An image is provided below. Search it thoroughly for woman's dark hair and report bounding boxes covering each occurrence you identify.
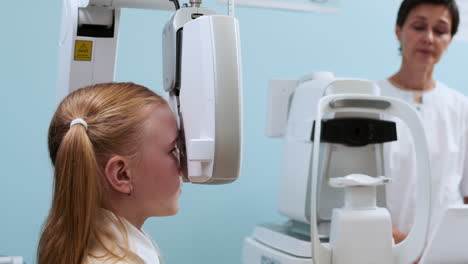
[396,0,459,36]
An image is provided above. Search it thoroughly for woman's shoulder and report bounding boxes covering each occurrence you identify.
[435,81,468,107]
[436,81,466,95]
[431,81,468,127]
[376,79,401,97]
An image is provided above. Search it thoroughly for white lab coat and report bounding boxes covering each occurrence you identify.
[378,79,468,241]
[86,210,161,264]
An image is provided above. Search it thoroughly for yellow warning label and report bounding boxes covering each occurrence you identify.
[74,40,93,61]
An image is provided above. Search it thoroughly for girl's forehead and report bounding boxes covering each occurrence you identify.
[143,105,178,143]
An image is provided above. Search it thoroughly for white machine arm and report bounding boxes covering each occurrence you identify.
[58,0,119,100]
[87,0,176,10]
[216,0,340,13]
[57,0,243,184]
[58,0,179,100]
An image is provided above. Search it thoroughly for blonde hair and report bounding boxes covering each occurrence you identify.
[38,82,167,264]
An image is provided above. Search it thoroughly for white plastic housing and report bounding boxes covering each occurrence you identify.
[57,0,176,101]
[243,237,313,264]
[266,79,297,137]
[264,73,430,264]
[420,205,468,263]
[309,89,431,264]
[276,75,346,223]
[329,207,393,264]
[243,75,431,264]
[57,0,120,101]
[162,7,216,92]
[278,76,385,223]
[328,175,393,264]
[179,15,243,184]
[0,257,23,264]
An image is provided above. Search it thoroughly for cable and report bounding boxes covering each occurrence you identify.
[170,0,180,10]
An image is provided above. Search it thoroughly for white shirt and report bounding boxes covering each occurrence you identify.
[87,210,161,264]
[378,79,468,240]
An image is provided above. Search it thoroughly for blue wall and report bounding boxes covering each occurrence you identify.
[1,1,467,263]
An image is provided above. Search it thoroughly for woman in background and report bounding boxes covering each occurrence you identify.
[38,82,182,264]
[378,0,468,245]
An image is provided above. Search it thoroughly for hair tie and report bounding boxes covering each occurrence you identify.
[70,118,88,130]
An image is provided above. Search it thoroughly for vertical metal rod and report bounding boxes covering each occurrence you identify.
[228,0,235,16]
[189,0,201,7]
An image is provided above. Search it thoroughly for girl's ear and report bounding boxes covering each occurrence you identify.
[104,156,132,195]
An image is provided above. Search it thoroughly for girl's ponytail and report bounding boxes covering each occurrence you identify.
[39,123,102,264]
